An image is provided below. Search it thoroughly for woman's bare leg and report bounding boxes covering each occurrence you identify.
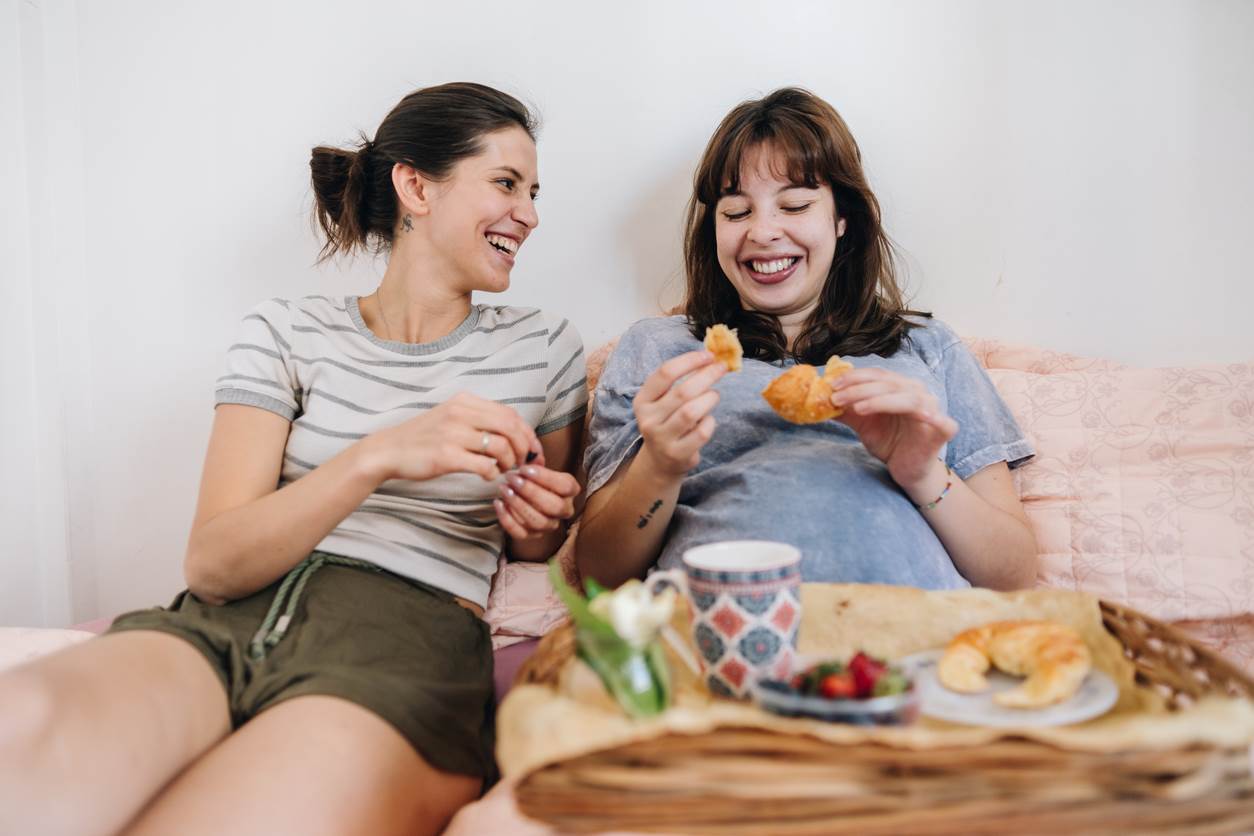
[126,694,481,836]
[0,631,231,836]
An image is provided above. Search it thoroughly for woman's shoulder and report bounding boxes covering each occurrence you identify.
[617,314,695,351]
[471,306,586,374]
[596,315,696,390]
[898,315,964,368]
[247,294,353,325]
[472,303,576,337]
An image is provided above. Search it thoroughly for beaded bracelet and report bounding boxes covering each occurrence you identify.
[915,460,953,511]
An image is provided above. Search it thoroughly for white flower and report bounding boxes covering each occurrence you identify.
[588,579,677,649]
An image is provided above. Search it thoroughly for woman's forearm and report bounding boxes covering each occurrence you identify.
[936,497,1038,590]
[184,439,389,604]
[904,461,1038,590]
[506,525,569,562]
[575,450,685,588]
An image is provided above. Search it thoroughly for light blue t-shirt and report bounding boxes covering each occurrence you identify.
[583,315,1034,590]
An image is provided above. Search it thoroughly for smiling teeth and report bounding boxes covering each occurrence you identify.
[751,257,798,274]
[486,234,518,255]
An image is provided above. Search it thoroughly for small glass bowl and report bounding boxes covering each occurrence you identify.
[752,678,920,726]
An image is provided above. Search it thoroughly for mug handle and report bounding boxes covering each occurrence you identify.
[642,569,702,676]
[643,568,688,599]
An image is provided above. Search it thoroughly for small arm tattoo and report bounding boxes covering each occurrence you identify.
[636,499,664,529]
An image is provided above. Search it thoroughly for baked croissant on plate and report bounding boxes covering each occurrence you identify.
[761,358,853,424]
[937,620,1092,708]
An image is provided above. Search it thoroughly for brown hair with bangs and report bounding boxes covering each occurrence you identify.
[682,87,928,364]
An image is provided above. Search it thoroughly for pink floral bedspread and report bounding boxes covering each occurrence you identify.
[965,338,1253,671]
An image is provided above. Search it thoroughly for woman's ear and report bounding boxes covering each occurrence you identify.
[836,216,848,239]
[392,163,432,218]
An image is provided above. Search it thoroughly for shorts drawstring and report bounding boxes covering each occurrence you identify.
[248,553,382,661]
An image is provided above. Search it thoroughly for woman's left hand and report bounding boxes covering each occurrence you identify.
[830,367,959,493]
[495,464,580,541]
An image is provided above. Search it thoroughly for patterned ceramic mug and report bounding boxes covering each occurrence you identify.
[645,540,802,699]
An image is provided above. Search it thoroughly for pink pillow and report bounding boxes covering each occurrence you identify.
[486,539,576,651]
[967,338,1254,625]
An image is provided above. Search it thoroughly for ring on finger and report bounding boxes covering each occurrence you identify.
[480,431,491,453]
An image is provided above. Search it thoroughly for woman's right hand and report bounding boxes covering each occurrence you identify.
[634,350,726,478]
[364,392,542,484]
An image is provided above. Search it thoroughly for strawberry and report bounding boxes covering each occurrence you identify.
[849,651,888,698]
[819,671,857,699]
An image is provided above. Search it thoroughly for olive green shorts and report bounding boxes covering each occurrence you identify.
[106,552,497,782]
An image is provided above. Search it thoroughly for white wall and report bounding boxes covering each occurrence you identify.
[4,0,1252,625]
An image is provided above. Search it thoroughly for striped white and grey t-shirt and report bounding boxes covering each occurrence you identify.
[215,295,588,607]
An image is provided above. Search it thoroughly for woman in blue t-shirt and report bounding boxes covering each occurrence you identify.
[576,88,1037,591]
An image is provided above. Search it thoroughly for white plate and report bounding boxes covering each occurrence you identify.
[898,649,1119,728]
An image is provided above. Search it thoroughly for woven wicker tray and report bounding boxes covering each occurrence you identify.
[508,594,1254,835]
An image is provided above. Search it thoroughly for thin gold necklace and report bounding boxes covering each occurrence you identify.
[375,288,396,341]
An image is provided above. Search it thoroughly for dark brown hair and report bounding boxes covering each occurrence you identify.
[310,82,537,261]
[683,87,928,363]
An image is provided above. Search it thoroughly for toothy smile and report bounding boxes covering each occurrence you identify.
[486,233,518,255]
[748,257,799,274]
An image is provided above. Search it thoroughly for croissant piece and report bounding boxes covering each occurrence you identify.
[761,357,853,424]
[937,620,1092,709]
[703,324,743,372]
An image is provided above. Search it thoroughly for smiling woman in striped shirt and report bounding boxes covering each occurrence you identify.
[0,83,585,836]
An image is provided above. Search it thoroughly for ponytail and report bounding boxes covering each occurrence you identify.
[310,138,372,261]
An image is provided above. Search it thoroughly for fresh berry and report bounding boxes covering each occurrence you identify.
[788,655,908,701]
[819,671,857,699]
[848,651,888,698]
